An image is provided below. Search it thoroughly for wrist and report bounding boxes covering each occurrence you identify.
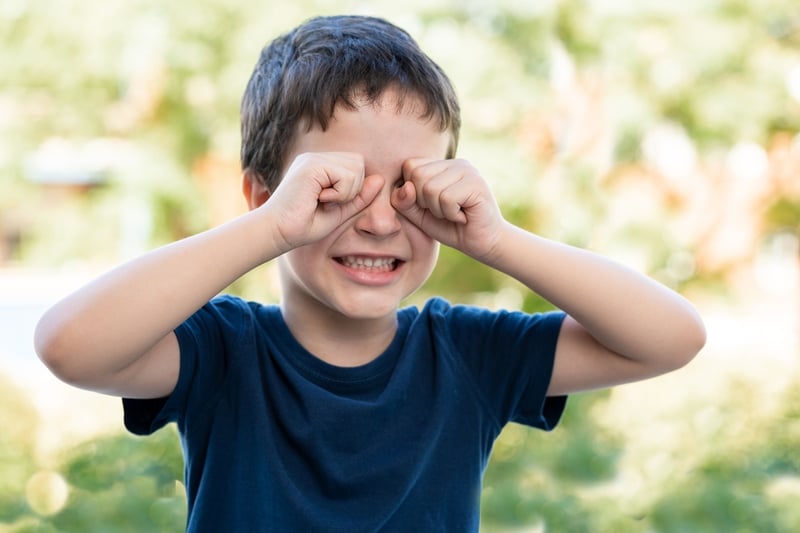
[239,206,294,264]
[471,219,518,267]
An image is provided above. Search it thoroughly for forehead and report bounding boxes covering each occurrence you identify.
[290,90,452,168]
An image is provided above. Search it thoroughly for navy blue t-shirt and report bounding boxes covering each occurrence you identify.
[123,296,567,532]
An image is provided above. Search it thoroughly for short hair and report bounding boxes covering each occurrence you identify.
[240,15,461,191]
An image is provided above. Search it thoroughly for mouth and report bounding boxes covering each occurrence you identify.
[335,255,401,272]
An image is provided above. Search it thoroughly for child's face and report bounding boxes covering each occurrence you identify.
[278,89,451,322]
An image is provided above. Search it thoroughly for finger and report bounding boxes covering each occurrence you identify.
[341,153,366,199]
[401,158,434,211]
[335,174,384,221]
[436,186,467,223]
[317,160,365,203]
[417,166,466,220]
[437,181,471,224]
[390,180,417,212]
[318,173,357,203]
[390,181,426,227]
[401,157,436,180]
[402,157,443,179]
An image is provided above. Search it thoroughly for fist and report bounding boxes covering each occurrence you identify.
[263,152,383,250]
[391,158,504,261]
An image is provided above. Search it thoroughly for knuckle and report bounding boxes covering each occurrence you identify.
[402,159,418,177]
[421,182,438,200]
[295,152,316,164]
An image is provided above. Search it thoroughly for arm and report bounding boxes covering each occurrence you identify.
[484,225,706,395]
[35,152,382,398]
[392,158,706,396]
[34,209,278,399]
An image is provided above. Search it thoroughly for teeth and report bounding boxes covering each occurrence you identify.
[339,256,396,271]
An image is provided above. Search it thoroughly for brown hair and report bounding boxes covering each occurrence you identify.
[240,15,461,191]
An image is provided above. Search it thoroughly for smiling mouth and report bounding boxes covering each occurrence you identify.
[335,255,399,272]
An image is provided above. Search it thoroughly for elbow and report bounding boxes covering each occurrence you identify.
[34,317,90,388]
[34,321,69,383]
[666,309,707,371]
[690,313,708,357]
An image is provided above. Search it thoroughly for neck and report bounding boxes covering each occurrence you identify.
[279,301,399,367]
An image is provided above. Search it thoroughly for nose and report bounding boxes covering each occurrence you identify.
[354,177,402,238]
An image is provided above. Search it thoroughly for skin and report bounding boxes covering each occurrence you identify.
[243,96,449,366]
[34,88,706,400]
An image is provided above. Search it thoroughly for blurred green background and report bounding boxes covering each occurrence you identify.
[2,0,800,531]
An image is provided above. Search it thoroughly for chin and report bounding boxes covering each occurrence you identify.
[329,294,403,321]
[337,303,399,321]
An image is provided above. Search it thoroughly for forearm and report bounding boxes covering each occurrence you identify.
[487,222,706,367]
[35,207,282,380]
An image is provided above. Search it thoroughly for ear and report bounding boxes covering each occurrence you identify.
[242,168,271,210]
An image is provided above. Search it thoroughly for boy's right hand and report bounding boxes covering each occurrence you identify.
[262,152,383,251]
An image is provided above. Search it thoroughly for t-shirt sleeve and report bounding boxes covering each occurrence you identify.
[122,296,243,436]
[432,298,567,431]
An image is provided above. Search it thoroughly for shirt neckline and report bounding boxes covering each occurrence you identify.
[266,306,416,396]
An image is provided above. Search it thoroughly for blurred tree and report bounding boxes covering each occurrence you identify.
[481,392,623,531]
[0,376,39,525]
[648,375,800,532]
[46,429,185,533]
[2,0,800,530]
[0,405,186,532]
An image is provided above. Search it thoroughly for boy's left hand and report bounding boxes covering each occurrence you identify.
[391,158,505,262]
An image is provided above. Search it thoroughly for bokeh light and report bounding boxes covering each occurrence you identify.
[2,1,799,531]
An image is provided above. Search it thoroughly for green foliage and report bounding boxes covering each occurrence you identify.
[3,0,800,530]
[61,431,182,492]
[2,425,186,532]
[482,392,623,530]
[765,197,800,234]
[0,376,39,524]
[648,380,800,532]
[52,430,184,531]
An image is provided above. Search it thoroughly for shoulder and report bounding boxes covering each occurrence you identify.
[415,296,483,322]
[405,297,564,361]
[177,295,281,351]
[415,296,564,332]
[205,293,263,314]
[408,297,568,429]
[191,294,277,324]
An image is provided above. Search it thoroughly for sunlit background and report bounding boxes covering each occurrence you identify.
[2,0,799,531]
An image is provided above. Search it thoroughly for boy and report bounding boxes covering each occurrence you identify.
[34,15,706,532]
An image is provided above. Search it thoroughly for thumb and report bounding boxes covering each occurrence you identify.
[391,181,425,226]
[336,174,383,220]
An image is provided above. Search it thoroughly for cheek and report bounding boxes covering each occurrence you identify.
[427,240,440,269]
[279,243,324,281]
[410,229,439,274]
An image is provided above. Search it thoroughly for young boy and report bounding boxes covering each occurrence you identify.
[34,15,705,532]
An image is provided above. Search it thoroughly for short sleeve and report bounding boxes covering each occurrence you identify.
[429,298,567,430]
[122,295,244,436]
